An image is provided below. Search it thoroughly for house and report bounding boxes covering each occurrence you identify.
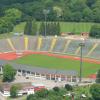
[0,82,35,97]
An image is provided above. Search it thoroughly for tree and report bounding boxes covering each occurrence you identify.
[35,89,49,98]
[0,0,100,22]
[5,8,22,24]
[53,86,60,92]
[51,22,56,35]
[90,24,100,38]
[46,23,50,35]
[48,22,53,35]
[10,85,20,98]
[93,8,100,23]
[0,16,14,33]
[27,94,37,100]
[46,22,60,36]
[56,22,60,35]
[0,8,22,34]
[96,69,100,83]
[83,7,93,21]
[31,18,37,35]
[90,84,100,100]
[24,18,33,35]
[39,22,45,36]
[65,84,73,91]
[3,64,16,82]
[63,7,72,21]
[86,0,96,7]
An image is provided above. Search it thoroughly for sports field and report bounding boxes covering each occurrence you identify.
[13,22,99,34]
[0,22,99,39]
[13,54,100,77]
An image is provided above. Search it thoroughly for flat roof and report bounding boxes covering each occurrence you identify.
[0,60,78,76]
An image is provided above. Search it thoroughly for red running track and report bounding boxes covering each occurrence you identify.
[0,51,100,64]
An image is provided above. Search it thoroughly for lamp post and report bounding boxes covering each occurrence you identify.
[43,9,50,37]
[79,41,85,82]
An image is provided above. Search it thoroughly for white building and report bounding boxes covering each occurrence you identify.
[0,82,35,97]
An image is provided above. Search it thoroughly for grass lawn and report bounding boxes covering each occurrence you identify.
[13,22,99,34]
[0,22,100,39]
[13,22,26,33]
[0,32,14,39]
[60,22,95,34]
[13,54,100,77]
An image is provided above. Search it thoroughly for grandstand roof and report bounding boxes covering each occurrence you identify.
[0,60,78,76]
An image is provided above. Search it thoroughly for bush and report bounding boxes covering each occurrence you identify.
[90,24,100,38]
[90,84,100,100]
[35,88,49,98]
[96,69,100,83]
[27,94,37,100]
[65,84,73,91]
[53,86,60,92]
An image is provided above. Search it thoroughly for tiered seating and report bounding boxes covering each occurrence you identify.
[37,37,42,51]
[63,39,71,53]
[40,37,52,51]
[28,36,38,51]
[6,38,16,51]
[52,38,66,52]
[0,36,99,60]
[82,40,95,56]
[0,39,13,52]
[49,37,57,51]
[11,36,25,51]
[89,44,100,59]
[24,36,28,50]
[64,40,82,55]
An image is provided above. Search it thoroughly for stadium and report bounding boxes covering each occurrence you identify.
[0,36,100,82]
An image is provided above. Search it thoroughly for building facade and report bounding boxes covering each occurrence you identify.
[0,60,78,82]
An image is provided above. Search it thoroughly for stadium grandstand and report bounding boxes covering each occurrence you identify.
[0,36,99,60]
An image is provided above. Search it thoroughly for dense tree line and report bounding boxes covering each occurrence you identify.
[0,0,100,37]
[0,0,100,22]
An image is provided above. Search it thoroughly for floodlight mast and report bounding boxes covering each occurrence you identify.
[43,9,50,37]
[79,39,85,82]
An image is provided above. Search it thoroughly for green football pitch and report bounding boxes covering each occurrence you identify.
[13,54,100,77]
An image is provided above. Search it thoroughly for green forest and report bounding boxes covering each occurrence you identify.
[0,0,100,37]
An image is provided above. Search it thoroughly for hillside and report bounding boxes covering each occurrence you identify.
[0,0,100,36]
